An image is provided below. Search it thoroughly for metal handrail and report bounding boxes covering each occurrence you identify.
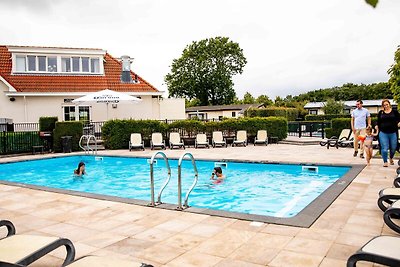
[177,152,198,210]
[149,151,171,207]
[86,135,97,155]
[79,135,87,153]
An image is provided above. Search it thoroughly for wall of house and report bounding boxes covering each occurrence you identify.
[186,109,241,120]
[0,90,184,122]
[159,98,185,120]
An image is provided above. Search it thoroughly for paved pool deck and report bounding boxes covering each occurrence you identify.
[0,140,396,266]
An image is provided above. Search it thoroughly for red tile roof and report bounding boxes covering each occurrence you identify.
[0,45,159,93]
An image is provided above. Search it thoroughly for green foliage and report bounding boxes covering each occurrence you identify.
[39,117,58,132]
[101,119,166,149]
[256,94,273,106]
[365,0,378,8]
[242,92,255,104]
[53,121,83,152]
[245,107,298,121]
[165,36,247,106]
[322,99,345,115]
[102,118,287,149]
[389,46,400,104]
[293,82,391,102]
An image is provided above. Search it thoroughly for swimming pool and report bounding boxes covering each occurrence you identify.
[0,155,362,227]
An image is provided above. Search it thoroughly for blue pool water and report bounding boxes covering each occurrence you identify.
[0,156,350,217]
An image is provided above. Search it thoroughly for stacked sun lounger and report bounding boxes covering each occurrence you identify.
[347,159,400,266]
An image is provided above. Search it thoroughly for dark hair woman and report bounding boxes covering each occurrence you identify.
[74,161,86,176]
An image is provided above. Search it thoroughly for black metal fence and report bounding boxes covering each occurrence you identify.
[0,120,329,155]
[287,121,331,138]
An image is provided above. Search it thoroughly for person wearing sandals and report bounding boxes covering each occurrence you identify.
[376,99,400,167]
[351,99,371,159]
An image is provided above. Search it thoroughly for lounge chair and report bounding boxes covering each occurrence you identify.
[195,133,209,148]
[232,130,247,147]
[347,235,400,266]
[2,255,153,267]
[320,128,350,149]
[0,220,75,266]
[383,200,400,234]
[337,132,355,148]
[169,132,185,150]
[254,130,268,146]
[212,131,227,148]
[129,133,145,151]
[394,173,400,188]
[150,133,166,150]
[377,187,400,212]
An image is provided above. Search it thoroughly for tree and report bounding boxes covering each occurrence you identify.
[165,37,247,106]
[242,92,255,104]
[365,0,378,8]
[322,99,345,114]
[256,94,273,106]
[389,46,400,104]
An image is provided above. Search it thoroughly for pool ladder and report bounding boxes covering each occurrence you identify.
[149,151,198,210]
[79,135,97,155]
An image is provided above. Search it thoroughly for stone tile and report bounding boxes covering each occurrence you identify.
[159,233,206,250]
[104,237,155,258]
[268,251,323,267]
[215,258,264,267]
[284,237,332,256]
[80,231,127,248]
[326,243,359,261]
[297,228,339,241]
[262,224,300,236]
[134,227,176,242]
[192,238,243,258]
[335,232,375,247]
[136,243,186,265]
[182,223,222,238]
[164,251,223,267]
[228,243,279,265]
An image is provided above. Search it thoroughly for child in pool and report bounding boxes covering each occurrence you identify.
[74,161,86,176]
[210,166,225,184]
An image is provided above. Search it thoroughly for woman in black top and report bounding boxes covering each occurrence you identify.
[376,99,400,167]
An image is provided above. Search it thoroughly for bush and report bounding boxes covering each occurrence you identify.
[102,117,288,149]
[246,107,298,121]
[39,117,58,132]
[102,119,166,149]
[53,121,83,152]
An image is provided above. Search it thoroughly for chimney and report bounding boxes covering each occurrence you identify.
[120,55,133,83]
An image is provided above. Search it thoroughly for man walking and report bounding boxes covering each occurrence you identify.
[351,100,371,158]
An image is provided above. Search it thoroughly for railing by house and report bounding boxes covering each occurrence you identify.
[287,121,331,138]
[0,124,44,155]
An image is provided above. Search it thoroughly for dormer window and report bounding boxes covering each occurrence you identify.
[13,54,102,74]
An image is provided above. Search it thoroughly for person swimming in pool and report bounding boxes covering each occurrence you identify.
[210,166,225,184]
[74,161,86,176]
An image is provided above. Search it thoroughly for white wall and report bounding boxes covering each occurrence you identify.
[159,98,185,120]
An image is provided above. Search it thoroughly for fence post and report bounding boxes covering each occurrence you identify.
[321,122,325,139]
[310,123,313,137]
[298,122,302,138]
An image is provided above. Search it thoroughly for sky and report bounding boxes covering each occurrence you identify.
[0,0,399,99]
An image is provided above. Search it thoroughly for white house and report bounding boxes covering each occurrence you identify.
[0,45,185,123]
[304,99,397,115]
[185,104,264,120]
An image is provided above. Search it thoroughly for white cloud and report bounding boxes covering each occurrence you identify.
[0,0,399,99]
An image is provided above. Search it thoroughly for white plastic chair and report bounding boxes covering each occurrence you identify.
[254,130,268,146]
[212,131,227,148]
[232,130,247,147]
[195,133,209,148]
[169,132,185,149]
[150,133,166,150]
[129,133,144,151]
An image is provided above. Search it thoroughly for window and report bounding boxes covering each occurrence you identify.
[309,109,318,115]
[16,56,26,72]
[90,58,99,73]
[27,56,36,71]
[47,57,57,72]
[62,58,71,72]
[72,57,80,72]
[79,106,90,121]
[232,111,236,117]
[64,106,76,121]
[38,56,46,71]
[14,55,102,74]
[82,57,89,72]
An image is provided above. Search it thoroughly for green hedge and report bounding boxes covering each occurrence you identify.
[245,107,298,121]
[53,121,83,152]
[102,117,288,149]
[39,117,58,131]
[102,119,166,149]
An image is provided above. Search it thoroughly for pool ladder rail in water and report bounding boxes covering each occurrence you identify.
[148,151,198,211]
